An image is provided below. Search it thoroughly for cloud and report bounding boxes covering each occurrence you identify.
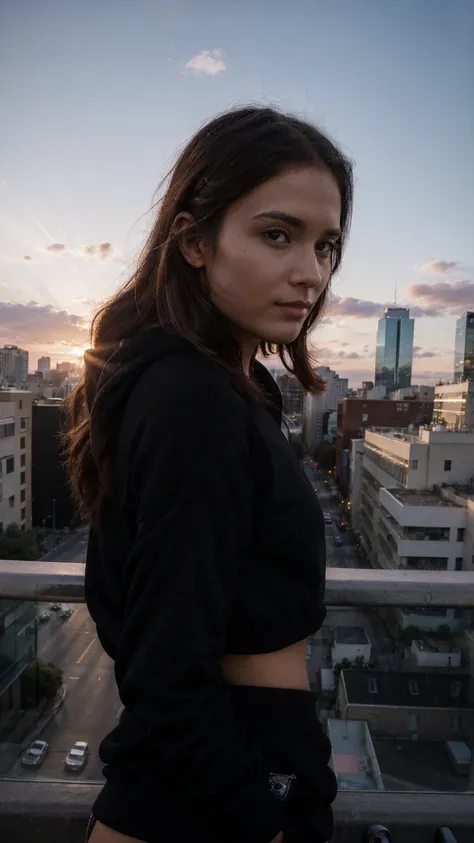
[328,293,444,320]
[329,295,384,319]
[419,260,459,275]
[184,49,226,76]
[23,255,32,261]
[0,301,89,345]
[317,345,364,361]
[407,279,474,314]
[82,241,113,260]
[46,242,67,254]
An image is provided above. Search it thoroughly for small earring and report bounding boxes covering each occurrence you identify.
[191,261,196,268]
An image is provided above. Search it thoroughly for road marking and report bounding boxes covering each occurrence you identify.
[76,637,97,665]
[69,676,79,680]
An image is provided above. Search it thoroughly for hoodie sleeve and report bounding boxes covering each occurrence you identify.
[112,359,283,843]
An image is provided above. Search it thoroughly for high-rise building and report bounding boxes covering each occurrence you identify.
[37,356,51,374]
[0,346,28,388]
[454,311,474,383]
[374,308,414,391]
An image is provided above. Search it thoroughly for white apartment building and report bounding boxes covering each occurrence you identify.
[358,427,474,631]
[0,390,33,532]
[433,381,474,430]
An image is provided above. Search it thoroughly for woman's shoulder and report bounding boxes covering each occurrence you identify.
[127,347,249,424]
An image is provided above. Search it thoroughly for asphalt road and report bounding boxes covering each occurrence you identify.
[10,531,120,782]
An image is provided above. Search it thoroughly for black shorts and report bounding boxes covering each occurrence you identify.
[89,686,336,843]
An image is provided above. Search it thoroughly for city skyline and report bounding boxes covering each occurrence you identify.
[1,0,473,386]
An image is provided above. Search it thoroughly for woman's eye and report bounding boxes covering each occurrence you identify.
[316,241,336,256]
[264,228,289,244]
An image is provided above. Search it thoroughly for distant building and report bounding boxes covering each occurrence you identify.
[434,381,474,430]
[336,397,433,493]
[454,312,474,383]
[303,367,348,450]
[276,373,305,420]
[392,385,435,401]
[37,356,51,374]
[375,308,414,391]
[337,670,473,742]
[0,390,32,531]
[31,402,78,530]
[0,346,28,388]
[56,361,74,373]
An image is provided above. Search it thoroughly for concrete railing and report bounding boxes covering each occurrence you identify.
[1,563,474,842]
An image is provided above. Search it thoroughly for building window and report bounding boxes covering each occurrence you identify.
[0,422,15,438]
[20,471,26,485]
[20,507,26,521]
[444,459,452,471]
[457,529,465,542]
[368,678,378,694]
[6,456,14,474]
[20,437,25,450]
[450,715,461,731]
[21,489,26,503]
[410,459,418,469]
[8,495,14,508]
[0,483,2,502]
[450,681,461,699]
[408,680,419,696]
[19,399,23,409]
[20,454,25,467]
[20,417,26,430]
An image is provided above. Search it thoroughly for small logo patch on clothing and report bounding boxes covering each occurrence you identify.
[269,772,296,801]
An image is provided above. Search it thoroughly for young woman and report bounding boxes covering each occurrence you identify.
[65,106,353,843]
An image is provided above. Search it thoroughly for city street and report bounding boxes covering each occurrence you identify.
[302,458,396,671]
[10,531,120,782]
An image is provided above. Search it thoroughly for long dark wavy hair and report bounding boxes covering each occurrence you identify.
[64,106,354,521]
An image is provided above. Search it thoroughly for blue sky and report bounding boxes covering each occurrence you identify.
[1,0,473,385]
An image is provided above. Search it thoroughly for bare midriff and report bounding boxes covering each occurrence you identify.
[220,637,310,690]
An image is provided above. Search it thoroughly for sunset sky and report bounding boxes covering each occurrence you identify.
[1,0,473,385]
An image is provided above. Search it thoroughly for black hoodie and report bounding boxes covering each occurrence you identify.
[84,327,329,843]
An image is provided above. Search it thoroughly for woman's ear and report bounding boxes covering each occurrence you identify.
[173,212,206,269]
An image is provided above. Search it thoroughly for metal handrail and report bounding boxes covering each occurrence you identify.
[1,561,474,607]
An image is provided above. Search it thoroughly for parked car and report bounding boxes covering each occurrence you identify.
[338,521,347,532]
[50,603,61,611]
[38,611,51,622]
[64,741,89,772]
[21,740,48,768]
[59,607,73,619]
[334,536,344,547]
[323,512,332,524]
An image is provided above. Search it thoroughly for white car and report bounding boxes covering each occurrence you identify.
[64,741,89,772]
[323,512,332,524]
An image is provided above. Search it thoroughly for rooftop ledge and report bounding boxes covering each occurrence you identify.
[1,560,474,608]
[0,781,472,843]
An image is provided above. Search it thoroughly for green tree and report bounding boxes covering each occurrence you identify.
[0,524,40,560]
[21,659,63,706]
[313,440,336,472]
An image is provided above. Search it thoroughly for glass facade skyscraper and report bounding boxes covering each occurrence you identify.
[375,308,414,391]
[454,312,474,383]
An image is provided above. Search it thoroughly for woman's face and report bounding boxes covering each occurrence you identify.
[199,165,342,359]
